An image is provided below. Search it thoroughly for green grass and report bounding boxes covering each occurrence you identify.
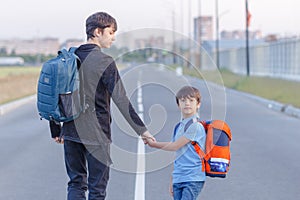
[0,66,41,104]
[0,66,41,77]
[183,68,300,108]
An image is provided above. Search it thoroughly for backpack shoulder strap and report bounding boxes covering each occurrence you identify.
[173,122,181,140]
[184,118,198,132]
[58,48,69,58]
[173,117,197,139]
[189,117,206,172]
[58,47,79,60]
[191,140,206,171]
[68,47,77,54]
[200,120,212,131]
[173,117,197,137]
[174,117,205,137]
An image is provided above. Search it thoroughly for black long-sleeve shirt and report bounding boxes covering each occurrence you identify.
[62,44,147,145]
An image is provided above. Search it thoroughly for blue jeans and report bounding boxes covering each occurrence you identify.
[173,181,205,200]
[64,140,110,200]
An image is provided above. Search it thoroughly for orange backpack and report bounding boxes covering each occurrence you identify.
[174,118,232,178]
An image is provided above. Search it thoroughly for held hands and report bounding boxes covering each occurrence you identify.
[141,131,156,145]
[141,131,159,148]
[145,137,157,147]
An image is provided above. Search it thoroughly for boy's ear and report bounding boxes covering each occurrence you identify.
[94,28,102,37]
[197,102,201,109]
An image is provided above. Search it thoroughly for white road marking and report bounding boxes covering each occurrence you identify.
[134,81,145,200]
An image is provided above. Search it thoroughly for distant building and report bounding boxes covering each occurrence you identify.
[0,38,60,55]
[221,30,262,40]
[202,39,267,53]
[61,39,84,49]
[264,34,278,42]
[194,16,214,43]
[0,57,24,66]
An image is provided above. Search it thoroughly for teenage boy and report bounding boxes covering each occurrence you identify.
[147,86,206,200]
[57,12,155,200]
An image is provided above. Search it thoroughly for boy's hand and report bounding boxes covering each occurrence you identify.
[146,138,157,148]
[53,137,64,144]
[141,131,156,145]
[169,182,173,196]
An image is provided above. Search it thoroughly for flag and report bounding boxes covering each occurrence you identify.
[246,0,252,27]
[247,8,252,27]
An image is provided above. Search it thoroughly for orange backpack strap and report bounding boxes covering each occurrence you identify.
[191,141,206,172]
[193,119,209,172]
[178,117,207,172]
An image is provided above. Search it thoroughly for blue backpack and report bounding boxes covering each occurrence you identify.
[37,47,86,123]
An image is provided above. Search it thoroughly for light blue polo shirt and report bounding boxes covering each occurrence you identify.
[172,114,206,184]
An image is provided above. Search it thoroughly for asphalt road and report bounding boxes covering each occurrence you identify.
[0,64,299,200]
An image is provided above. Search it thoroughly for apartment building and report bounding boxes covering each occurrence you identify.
[0,38,60,55]
[0,37,86,56]
[194,16,214,43]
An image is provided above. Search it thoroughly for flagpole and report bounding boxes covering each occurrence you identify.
[245,0,250,76]
[215,0,220,69]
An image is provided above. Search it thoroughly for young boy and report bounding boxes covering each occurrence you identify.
[147,86,206,200]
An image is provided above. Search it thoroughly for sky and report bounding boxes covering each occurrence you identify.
[0,0,299,42]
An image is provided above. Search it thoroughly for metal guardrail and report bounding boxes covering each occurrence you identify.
[202,38,300,81]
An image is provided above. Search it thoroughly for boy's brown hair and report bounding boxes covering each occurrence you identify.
[175,86,201,105]
[86,12,118,40]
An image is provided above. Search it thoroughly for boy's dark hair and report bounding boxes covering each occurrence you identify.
[86,12,118,40]
[175,86,201,105]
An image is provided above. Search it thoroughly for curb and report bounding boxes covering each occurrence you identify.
[187,75,300,119]
[227,88,300,119]
[0,95,36,116]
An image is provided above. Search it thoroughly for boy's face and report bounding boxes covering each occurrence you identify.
[96,26,116,48]
[178,96,200,119]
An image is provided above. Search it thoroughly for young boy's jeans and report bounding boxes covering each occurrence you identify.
[64,140,110,200]
[173,181,205,200]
